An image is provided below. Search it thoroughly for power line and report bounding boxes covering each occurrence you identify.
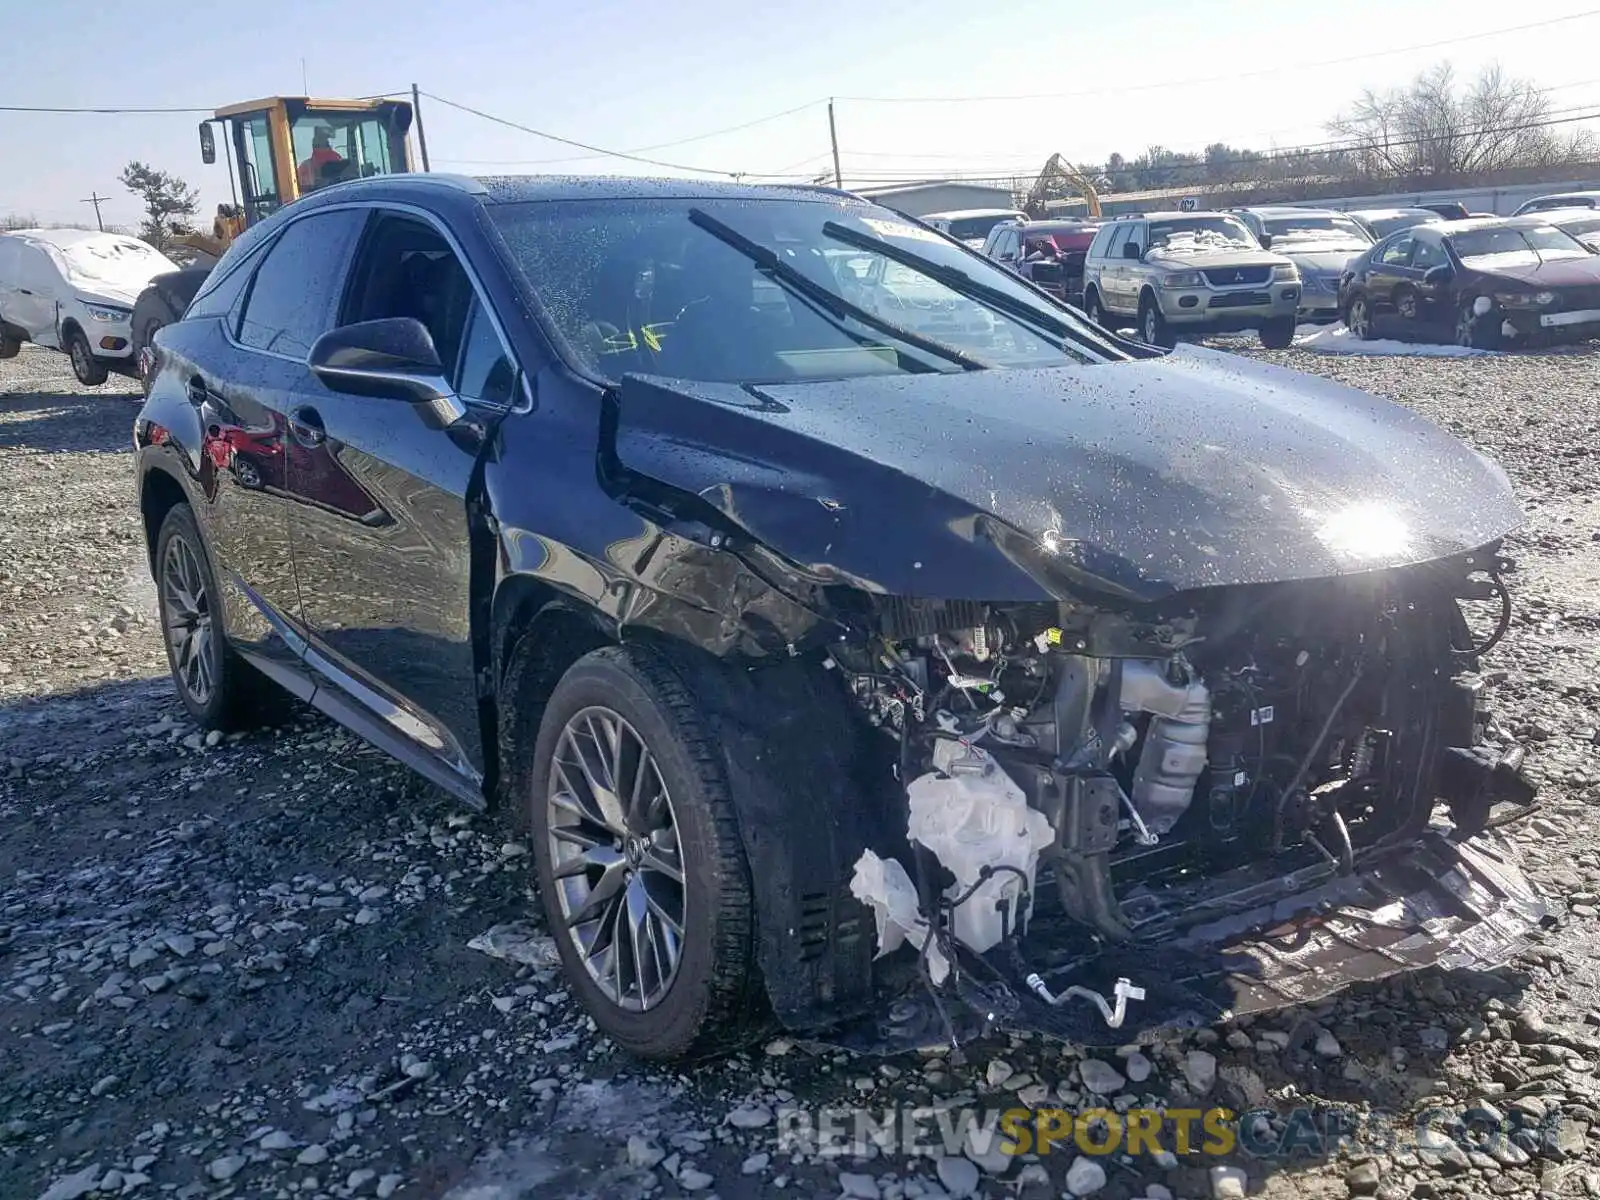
[80,192,109,231]
[834,10,1600,104]
[0,103,212,113]
[421,91,754,176]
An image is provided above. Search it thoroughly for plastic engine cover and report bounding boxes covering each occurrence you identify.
[907,740,1056,953]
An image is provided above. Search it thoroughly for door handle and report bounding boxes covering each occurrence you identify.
[186,377,208,405]
[288,406,326,448]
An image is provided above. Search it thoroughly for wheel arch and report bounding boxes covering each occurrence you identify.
[138,465,191,573]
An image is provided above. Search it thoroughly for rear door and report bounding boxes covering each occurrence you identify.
[286,208,519,785]
[9,242,63,344]
[1102,224,1133,312]
[194,206,368,678]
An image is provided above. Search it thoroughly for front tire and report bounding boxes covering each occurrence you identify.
[67,329,108,386]
[527,644,764,1061]
[1259,316,1296,349]
[155,504,286,729]
[1138,294,1174,348]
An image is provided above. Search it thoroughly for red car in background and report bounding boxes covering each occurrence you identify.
[980,219,1100,307]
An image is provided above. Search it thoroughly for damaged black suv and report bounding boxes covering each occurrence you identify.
[134,174,1545,1062]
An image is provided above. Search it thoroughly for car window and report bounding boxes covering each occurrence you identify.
[343,213,477,373]
[187,236,273,321]
[454,300,517,405]
[1087,225,1114,259]
[1448,224,1593,266]
[489,197,1114,384]
[236,209,366,356]
[1379,236,1414,267]
[1106,224,1131,258]
[1410,236,1445,270]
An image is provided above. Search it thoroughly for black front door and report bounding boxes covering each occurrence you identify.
[286,210,516,783]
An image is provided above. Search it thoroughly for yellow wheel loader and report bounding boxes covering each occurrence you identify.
[134,95,416,390]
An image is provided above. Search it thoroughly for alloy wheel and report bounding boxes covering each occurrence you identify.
[545,706,686,1012]
[161,536,215,706]
[1348,297,1370,339]
[1455,308,1476,347]
[1142,306,1159,344]
[71,338,92,381]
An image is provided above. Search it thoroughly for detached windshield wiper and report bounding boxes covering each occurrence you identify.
[822,220,1122,359]
[686,208,988,372]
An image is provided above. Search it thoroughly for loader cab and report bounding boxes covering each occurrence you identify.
[199,97,415,229]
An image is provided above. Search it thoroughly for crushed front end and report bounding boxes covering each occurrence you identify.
[817,550,1545,1052]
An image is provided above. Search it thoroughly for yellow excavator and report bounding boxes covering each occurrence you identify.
[1023,153,1103,219]
[134,95,417,385]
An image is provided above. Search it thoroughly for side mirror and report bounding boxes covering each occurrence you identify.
[199,122,216,166]
[309,318,468,430]
[1258,232,1273,249]
[1423,265,1455,286]
[1122,241,1142,260]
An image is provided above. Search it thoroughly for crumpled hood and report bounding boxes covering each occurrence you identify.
[612,346,1523,602]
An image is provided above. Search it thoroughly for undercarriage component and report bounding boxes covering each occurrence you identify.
[823,827,1548,1055]
[1120,659,1211,836]
[1024,972,1146,1029]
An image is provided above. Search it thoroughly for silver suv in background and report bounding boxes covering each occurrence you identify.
[1231,207,1373,324]
[1081,211,1301,348]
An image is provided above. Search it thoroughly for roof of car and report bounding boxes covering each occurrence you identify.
[1234,206,1353,218]
[1421,215,1574,235]
[301,173,872,208]
[1537,207,1600,223]
[1527,190,1600,202]
[1107,210,1240,222]
[1345,207,1439,218]
[1021,219,1097,232]
[922,207,1026,220]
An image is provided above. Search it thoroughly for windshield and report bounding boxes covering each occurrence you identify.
[290,113,395,193]
[1447,225,1594,266]
[946,214,1018,241]
[489,198,1113,384]
[1146,215,1258,253]
[1262,214,1371,245]
[1557,216,1600,249]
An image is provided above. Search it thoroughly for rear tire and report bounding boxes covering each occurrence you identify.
[133,292,179,398]
[1138,294,1174,348]
[1344,294,1374,340]
[67,329,108,386]
[526,644,765,1062]
[1259,316,1296,350]
[155,504,288,730]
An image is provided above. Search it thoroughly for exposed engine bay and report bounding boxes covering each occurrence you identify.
[828,557,1541,1048]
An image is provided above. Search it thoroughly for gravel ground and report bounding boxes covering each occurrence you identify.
[2,338,1599,1200]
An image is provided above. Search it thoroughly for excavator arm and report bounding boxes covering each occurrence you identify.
[1025,153,1103,219]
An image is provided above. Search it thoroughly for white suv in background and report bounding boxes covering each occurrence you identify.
[1081,212,1301,348]
[0,229,176,385]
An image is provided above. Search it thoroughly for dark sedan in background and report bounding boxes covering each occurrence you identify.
[1340,216,1600,348]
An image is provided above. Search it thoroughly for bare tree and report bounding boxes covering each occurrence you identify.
[1328,62,1597,180]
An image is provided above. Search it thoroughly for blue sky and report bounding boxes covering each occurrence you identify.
[3,0,1598,228]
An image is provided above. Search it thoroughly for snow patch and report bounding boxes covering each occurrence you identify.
[1292,324,1496,357]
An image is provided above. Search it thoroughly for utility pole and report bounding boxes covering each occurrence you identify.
[827,99,843,189]
[80,192,108,231]
[411,84,432,172]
